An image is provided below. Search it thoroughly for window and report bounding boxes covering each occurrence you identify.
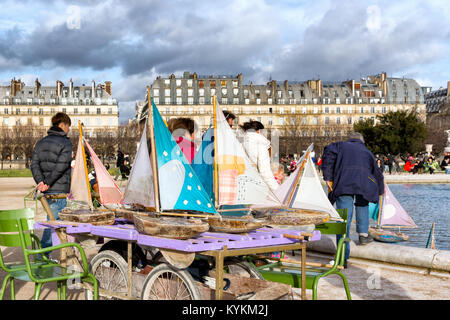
[176,79,181,87]
[39,118,44,126]
[165,89,170,96]
[277,91,282,98]
[27,108,32,114]
[324,117,330,125]
[256,98,261,104]
[4,108,9,114]
[313,98,318,104]
[370,107,375,113]
[27,98,33,105]
[233,88,239,96]
[222,88,227,95]
[301,117,307,125]
[3,118,8,125]
[288,90,293,97]
[210,80,215,88]
[62,108,67,113]
[176,97,182,105]
[257,107,262,114]
[269,107,273,113]
[188,108,193,114]
[244,89,249,96]
[154,97,160,104]
[234,107,239,114]
[96,118,101,126]
[360,107,364,113]
[279,107,284,114]
[188,89,193,97]
[211,89,216,96]
[336,117,341,124]
[222,97,227,104]
[311,117,318,125]
[233,98,239,104]
[302,107,307,114]
[188,97,194,105]
[324,107,330,114]
[74,108,78,114]
[278,99,285,104]
[176,89,182,96]
[245,98,249,105]
[279,117,285,125]
[187,79,193,87]
[291,107,295,114]
[85,108,90,114]
[164,79,170,85]
[221,80,226,87]
[313,107,318,114]
[347,117,353,124]
[15,108,20,115]
[200,107,205,114]
[268,98,272,104]
[268,118,273,125]
[97,108,101,114]
[336,98,340,104]
[199,88,205,96]
[336,107,341,114]
[153,89,159,96]
[266,90,271,96]
[199,97,205,104]
[232,80,238,87]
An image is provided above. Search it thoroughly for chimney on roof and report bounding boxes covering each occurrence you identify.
[447,81,450,98]
[69,78,73,98]
[35,78,41,97]
[271,80,276,95]
[56,80,64,97]
[91,80,95,98]
[193,72,197,80]
[284,80,288,92]
[237,73,243,84]
[104,81,112,95]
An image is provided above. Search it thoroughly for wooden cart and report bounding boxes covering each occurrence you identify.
[34,218,321,300]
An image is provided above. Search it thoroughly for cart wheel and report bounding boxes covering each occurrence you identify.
[85,250,129,300]
[141,263,201,300]
[224,258,264,279]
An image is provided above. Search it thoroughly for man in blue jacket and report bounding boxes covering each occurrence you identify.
[322,132,384,267]
[31,112,72,251]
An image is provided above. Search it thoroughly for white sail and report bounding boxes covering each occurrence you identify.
[291,156,341,219]
[70,136,93,209]
[215,101,281,207]
[122,122,156,208]
[275,143,313,205]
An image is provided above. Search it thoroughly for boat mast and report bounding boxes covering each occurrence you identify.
[78,121,94,211]
[285,149,310,207]
[147,86,161,213]
[213,95,219,208]
[376,195,383,228]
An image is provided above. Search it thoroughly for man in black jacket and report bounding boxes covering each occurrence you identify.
[31,112,72,250]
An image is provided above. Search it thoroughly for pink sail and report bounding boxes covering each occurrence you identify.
[380,184,417,227]
[70,136,93,209]
[85,140,123,205]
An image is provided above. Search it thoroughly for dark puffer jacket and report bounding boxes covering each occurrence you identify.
[322,139,384,204]
[30,126,72,194]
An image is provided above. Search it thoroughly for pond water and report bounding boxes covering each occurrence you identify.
[386,184,449,251]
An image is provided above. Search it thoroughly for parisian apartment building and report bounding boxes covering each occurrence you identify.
[425,81,450,132]
[136,71,430,138]
[0,78,119,137]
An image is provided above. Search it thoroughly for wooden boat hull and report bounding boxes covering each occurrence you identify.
[113,208,150,222]
[205,216,266,233]
[259,208,330,226]
[59,208,115,226]
[133,214,210,239]
[369,227,408,243]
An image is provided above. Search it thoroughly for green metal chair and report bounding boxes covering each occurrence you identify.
[0,208,98,300]
[248,208,351,300]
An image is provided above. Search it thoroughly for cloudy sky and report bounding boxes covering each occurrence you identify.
[1,0,449,122]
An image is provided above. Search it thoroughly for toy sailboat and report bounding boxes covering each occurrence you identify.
[116,87,216,239]
[59,121,117,225]
[369,184,417,243]
[191,97,330,227]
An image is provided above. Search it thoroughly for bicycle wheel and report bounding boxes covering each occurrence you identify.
[141,263,201,300]
[85,250,129,300]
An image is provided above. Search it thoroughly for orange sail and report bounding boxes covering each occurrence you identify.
[85,140,122,205]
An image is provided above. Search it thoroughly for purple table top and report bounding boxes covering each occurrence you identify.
[34,220,321,253]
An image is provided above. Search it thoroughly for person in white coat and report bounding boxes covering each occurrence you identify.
[241,120,279,193]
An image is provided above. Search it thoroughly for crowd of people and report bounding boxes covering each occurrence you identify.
[401,154,449,174]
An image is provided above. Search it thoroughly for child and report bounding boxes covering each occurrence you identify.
[271,162,285,184]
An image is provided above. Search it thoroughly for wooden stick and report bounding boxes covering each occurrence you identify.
[282,234,305,241]
[213,95,219,208]
[156,212,221,219]
[254,256,344,270]
[147,87,161,213]
[285,150,310,207]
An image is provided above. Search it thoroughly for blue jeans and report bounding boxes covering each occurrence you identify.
[40,198,67,250]
[335,195,369,261]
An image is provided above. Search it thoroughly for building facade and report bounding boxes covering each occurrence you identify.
[425,81,450,130]
[0,78,119,137]
[137,72,427,141]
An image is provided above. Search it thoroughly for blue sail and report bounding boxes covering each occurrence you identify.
[369,202,379,222]
[151,99,217,214]
[191,126,214,205]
